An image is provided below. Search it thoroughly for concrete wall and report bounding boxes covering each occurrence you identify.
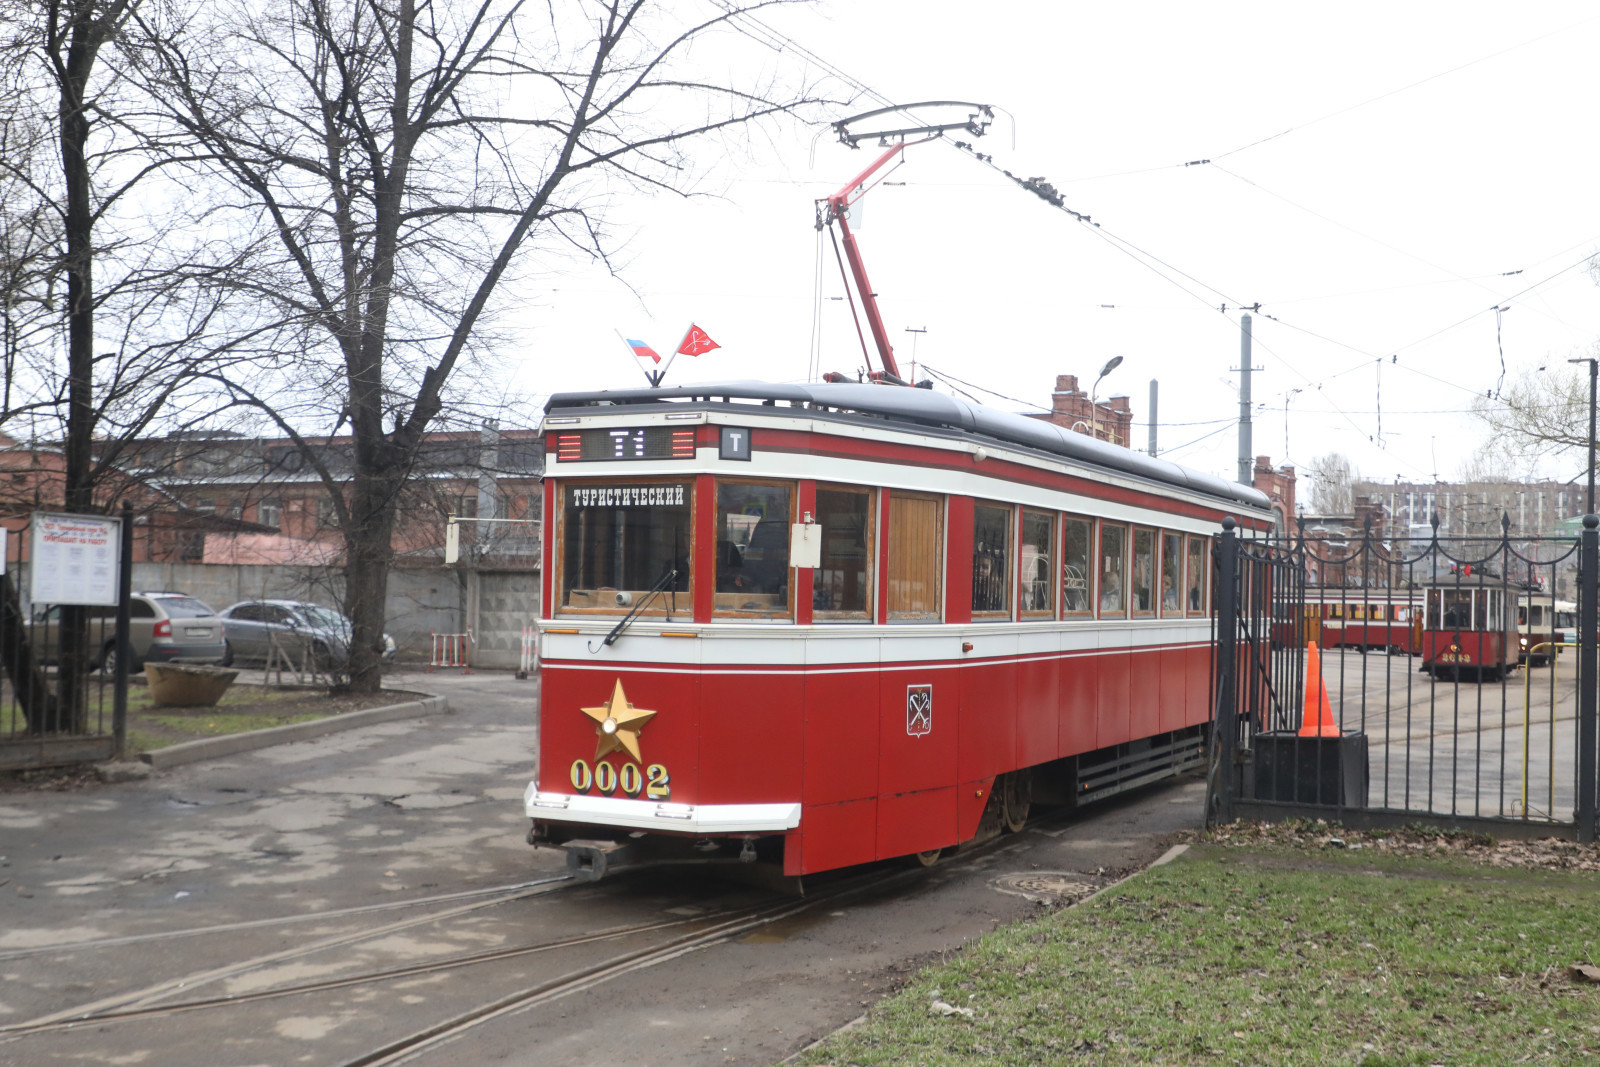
[16,559,537,668]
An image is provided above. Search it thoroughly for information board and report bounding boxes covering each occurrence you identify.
[29,512,121,606]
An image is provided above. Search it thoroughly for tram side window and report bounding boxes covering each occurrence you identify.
[1131,528,1155,615]
[715,482,792,617]
[1020,510,1055,616]
[973,503,1012,617]
[1100,523,1127,618]
[887,492,943,621]
[1160,532,1182,616]
[1185,535,1206,615]
[814,486,873,620]
[1062,516,1093,615]
[560,481,692,613]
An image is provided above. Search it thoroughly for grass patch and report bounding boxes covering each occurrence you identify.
[114,682,415,755]
[797,843,1600,1065]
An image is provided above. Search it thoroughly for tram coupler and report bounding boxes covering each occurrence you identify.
[562,839,637,882]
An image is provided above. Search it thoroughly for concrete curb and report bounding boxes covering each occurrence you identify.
[140,694,449,770]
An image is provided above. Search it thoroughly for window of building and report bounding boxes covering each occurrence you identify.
[258,498,281,529]
[887,491,942,621]
[1185,535,1207,615]
[317,496,340,529]
[814,486,873,620]
[715,481,792,617]
[1160,531,1182,616]
[972,502,1011,617]
[1020,510,1054,616]
[1062,516,1093,615]
[559,480,692,614]
[1131,527,1155,616]
[1100,523,1127,618]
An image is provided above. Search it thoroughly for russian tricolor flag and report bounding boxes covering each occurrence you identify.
[626,338,661,363]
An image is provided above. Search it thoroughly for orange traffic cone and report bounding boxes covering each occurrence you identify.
[1299,640,1340,737]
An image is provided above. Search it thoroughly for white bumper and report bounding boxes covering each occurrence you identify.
[523,784,801,835]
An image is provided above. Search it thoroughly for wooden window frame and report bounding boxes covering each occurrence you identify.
[1019,507,1056,619]
[1158,530,1183,619]
[812,483,875,623]
[1130,526,1157,618]
[1185,534,1209,617]
[554,476,696,618]
[971,499,1013,621]
[1098,521,1129,619]
[886,490,944,623]
[1061,514,1095,617]
[711,477,798,621]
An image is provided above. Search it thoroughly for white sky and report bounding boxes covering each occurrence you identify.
[506,1,1600,494]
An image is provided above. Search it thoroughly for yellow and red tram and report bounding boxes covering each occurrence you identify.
[524,382,1274,879]
[1303,589,1423,655]
[1420,577,1521,681]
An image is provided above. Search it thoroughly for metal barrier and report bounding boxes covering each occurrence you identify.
[427,628,473,673]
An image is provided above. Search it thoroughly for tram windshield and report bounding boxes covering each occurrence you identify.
[560,482,692,612]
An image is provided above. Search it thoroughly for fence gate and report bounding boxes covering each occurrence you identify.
[1208,515,1599,842]
[0,511,134,771]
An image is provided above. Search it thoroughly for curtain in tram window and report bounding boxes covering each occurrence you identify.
[888,493,942,620]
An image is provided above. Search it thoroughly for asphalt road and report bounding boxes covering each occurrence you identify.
[0,668,1207,1067]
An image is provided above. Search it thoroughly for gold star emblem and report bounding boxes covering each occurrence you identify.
[580,679,657,763]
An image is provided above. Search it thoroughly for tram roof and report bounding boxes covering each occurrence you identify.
[544,380,1271,512]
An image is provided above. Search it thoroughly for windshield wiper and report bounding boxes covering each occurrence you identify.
[601,568,679,648]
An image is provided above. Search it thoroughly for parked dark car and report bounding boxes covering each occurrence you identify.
[217,600,396,669]
[30,592,227,674]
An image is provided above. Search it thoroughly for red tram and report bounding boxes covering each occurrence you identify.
[523,383,1274,879]
[1420,578,1521,680]
[1305,589,1423,655]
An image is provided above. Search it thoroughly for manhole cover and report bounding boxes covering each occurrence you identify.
[993,871,1100,905]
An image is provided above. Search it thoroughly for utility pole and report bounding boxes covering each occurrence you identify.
[1569,356,1598,514]
[1235,312,1260,486]
[1147,379,1158,457]
[905,327,926,384]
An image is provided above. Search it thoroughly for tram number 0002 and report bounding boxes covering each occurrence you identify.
[570,759,670,800]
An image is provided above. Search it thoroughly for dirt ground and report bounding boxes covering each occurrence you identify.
[1203,818,1600,873]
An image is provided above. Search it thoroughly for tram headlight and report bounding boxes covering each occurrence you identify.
[614,591,634,606]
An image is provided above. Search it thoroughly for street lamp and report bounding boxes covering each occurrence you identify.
[1090,355,1124,444]
[1568,356,1597,515]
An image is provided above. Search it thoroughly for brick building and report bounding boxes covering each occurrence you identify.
[1029,374,1134,446]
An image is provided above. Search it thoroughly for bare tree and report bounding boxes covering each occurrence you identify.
[1475,362,1594,467]
[1309,451,1355,515]
[128,0,829,691]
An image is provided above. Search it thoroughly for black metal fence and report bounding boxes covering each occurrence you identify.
[0,509,134,771]
[1209,514,1599,841]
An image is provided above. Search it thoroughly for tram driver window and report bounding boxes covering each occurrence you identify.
[560,481,692,613]
[973,503,1012,617]
[1100,523,1127,617]
[1062,516,1093,615]
[715,482,792,617]
[814,486,873,620]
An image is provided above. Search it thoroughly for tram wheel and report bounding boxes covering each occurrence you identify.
[914,848,944,867]
[1000,771,1032,833]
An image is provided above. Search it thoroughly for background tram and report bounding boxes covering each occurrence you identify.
[524,382,1273,880]
[1420,577,1521,680]
[1302,589,1422,655]
[1516,592,1559,666]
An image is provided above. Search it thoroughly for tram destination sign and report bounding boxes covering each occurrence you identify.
[554,426,696,462]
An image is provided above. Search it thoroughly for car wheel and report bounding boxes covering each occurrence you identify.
[99,643,118,678]
[311,641,333,672]
[221,641,234,668]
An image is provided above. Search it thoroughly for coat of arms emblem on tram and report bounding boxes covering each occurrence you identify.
[906,685,933,737]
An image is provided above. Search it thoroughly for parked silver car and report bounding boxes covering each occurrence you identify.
[217,600,397,669]
[30,592,227,674]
